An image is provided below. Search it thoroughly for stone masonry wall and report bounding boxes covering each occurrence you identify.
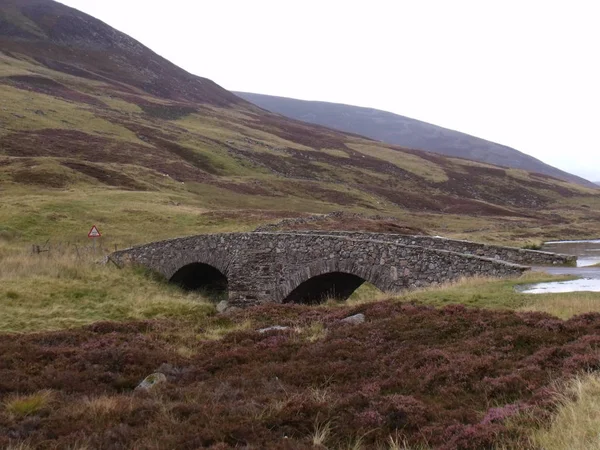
[111,232,528,307]
[288,231,577,266]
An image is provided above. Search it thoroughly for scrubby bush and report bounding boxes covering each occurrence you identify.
[1,302,600,448]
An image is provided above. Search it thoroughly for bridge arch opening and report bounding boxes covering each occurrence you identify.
[169,263,228,301]
[283,272,381,304]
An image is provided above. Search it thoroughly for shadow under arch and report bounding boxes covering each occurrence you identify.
[279,259,393,305]
[283,271,367,304]
[169,262,228,301]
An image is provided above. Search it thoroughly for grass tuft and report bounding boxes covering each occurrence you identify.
[529,373,600,450]
[384,435,430,450]
[300,321,328,343]
[4,443,35,450]
[312,419,333,447]
[200,320,252,341]
[4,390,53,417]
[80,395,131,417]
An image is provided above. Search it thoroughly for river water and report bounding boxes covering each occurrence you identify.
[522,239,600,293]
[541,239,600,267]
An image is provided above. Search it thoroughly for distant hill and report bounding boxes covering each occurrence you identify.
[235,92,595,188]
[0,0,248,107]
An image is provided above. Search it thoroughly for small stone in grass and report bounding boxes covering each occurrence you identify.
[341,313,365,325]
[135,373,166,392]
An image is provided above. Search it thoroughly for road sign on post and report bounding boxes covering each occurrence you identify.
[88,225,102,238]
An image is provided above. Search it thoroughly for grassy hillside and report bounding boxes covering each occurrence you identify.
[1,0,600,247]
[235,92,596,188]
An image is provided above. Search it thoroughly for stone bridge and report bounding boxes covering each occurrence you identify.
[110,232,538,307]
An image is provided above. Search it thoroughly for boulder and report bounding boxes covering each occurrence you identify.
[135,373,166,392]
[258,325,290,333]
[216,300,229,313]
[341,313,365,325]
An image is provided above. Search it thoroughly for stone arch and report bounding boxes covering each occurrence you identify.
[162,249,232,281]
[165,249,234,301]
[170,262,228,296]
[278,259,395,304]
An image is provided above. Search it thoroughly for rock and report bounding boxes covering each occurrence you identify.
[135,373,166,392]
[258,325,290,333]
[216,300,229,313]
[341,313,365,325]
[224,306,242,314]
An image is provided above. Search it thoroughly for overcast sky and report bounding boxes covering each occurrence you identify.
[58,0,600,181]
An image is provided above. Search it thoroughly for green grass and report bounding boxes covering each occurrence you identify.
[347,142,450,183]
[347,272,600,321]
[4,391,53,417]
[0,185,272,245]
[383,272,600,320]
[0,249,214,333]
[0,85,144,144]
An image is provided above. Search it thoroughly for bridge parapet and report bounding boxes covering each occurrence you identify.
[286,231,576,266]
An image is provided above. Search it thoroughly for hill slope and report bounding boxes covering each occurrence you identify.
[235,92,594,188]
[1,0,599,246]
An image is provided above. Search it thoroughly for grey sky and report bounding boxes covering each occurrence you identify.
[58,0,600,181]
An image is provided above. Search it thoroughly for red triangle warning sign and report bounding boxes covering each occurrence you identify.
[88,225,102,238]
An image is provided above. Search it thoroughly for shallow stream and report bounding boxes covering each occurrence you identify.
[522,239,600,293]
[542,239,600,268]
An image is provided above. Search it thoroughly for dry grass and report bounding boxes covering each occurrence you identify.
[0,248,98,280]
[519,293,600,320]
[4,390,53,417]
[3,443,35,450]
[312,419,333,447]
[346,282,390,305]
[529,373,600,450]
[78,395,132,417]
[298,321,328,343]
[385,436,430,450]
[411,274,503,292]
[308,386,333,404]
[200,320,253,341]
[0,248,213,332]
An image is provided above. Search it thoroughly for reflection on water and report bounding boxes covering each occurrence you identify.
[542,239,600,267]
[521,278,600,294]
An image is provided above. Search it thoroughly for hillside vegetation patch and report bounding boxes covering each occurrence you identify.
[2,303,600,448]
